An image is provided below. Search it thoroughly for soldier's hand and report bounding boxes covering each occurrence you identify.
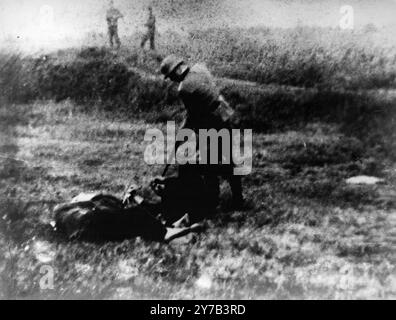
[123,183,140,206]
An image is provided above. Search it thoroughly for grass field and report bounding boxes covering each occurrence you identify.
[1,101,395,299]
[1,24,396,299]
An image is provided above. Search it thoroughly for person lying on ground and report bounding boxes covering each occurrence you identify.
[54,191,203,243]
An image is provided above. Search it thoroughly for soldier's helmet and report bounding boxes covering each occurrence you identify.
[160,55,184,79]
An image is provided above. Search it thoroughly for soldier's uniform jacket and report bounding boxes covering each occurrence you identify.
[145,13,156,32]
[106,8,123,27]
[178,64,224,131]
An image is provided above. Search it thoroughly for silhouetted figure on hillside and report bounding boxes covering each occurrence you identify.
[106,0,123,49]
[141,6,156,50]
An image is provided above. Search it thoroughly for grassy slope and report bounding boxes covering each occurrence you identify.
[4,46,396,160]
[1,101,395,299]
[100,26,396,90]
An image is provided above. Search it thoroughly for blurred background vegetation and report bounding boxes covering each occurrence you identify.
[1,26,396,157]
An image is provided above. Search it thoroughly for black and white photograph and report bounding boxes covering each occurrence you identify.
[0,0,395,302]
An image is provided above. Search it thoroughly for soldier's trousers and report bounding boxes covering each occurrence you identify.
[193,124,244,207]
[141,30,155,50]
[108,25,121,49]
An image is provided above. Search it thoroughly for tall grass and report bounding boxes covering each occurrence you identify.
[1,26,396,157]
[148,26,396,90]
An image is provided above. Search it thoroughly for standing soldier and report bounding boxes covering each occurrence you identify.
[160,55,246,209]
[141,6,156,50]
[106,0,123,49]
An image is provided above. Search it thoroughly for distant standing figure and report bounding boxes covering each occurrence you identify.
[106,0,123,49]
[141,6,156,50]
